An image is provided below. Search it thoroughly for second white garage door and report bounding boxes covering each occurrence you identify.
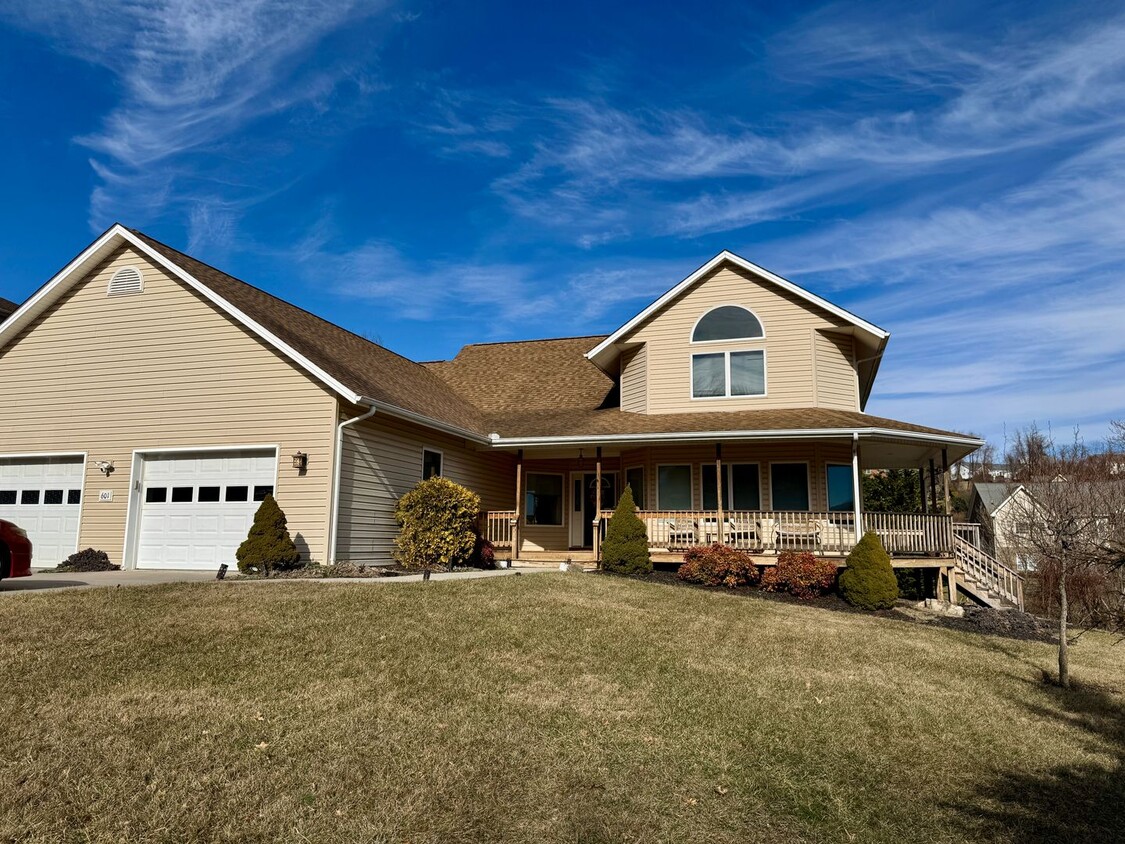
[136,449,277,570]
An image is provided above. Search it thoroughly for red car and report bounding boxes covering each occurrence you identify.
[0,519,32,581]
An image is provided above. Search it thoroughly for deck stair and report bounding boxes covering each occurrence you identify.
[952,535,1024,610]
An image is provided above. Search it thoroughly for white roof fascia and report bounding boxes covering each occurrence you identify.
[489,427,984,450]
[586,250,890,368]
[360,397,492,445]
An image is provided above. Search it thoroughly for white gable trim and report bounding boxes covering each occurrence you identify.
[0,224,364,405]
[586,250,889,368]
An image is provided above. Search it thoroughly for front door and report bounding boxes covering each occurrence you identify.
[572,472,617,548]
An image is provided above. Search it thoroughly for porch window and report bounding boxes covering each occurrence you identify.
[625,467,645,508]
[826,464,855,511]
[770,463,810,510]
[701,463,761,510]
[525,473,563,525]
[691,351,765,398]
[657,465,692,510]
[422,448,443,479]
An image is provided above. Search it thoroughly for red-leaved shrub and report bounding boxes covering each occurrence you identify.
[678,544,760,588]
[760,551,838,599]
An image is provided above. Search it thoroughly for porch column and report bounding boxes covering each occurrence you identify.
[593,446,603,565]
[948,565,958,605]
[513,449,523,561]
[714,443,724,545]
[929,458,938,514]
[851,433,863,541]
[919,466,928,513]
[941,447,951,515]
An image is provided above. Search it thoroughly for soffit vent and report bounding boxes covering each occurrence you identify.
[107,266,144,296]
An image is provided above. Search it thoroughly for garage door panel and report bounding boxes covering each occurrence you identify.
[0,456,84,568]
[135,449,276,570]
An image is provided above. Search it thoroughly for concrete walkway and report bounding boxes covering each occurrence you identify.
[1,565,556,595]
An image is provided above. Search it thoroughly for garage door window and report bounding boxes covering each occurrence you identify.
[67,489,81,504]
[44,489,64,505]
[253,485,274,502]
[171,487,193,503]
[146,488,168,503]
[21,490,40,505]
[225,486,248,502]
[197,486,220,502]
[0,490,15,505]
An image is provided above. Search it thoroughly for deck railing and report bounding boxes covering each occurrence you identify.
[482,510,516,548]
[595,510,956,556]
[952,522,982,548]
[953,534,1024,608]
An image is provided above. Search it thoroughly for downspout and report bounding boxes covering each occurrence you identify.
[852,432,864,541]
[328,404,378,564]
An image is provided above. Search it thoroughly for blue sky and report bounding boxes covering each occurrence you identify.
[2,1,1124,449]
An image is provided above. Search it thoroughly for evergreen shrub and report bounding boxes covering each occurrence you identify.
[601,486,652,575]
[394,477,480,570]
[235,494,302,575]
[839,531,899,609]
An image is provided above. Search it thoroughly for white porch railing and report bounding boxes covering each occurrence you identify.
[596,510,956,556]
[482,510,516,548]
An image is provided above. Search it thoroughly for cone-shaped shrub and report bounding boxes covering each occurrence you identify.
[236,494,301,575]
[601,486,652,575]
[394,477,481,570]
[839,530,899,609]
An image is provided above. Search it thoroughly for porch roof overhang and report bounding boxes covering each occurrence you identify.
[487,426,982,468]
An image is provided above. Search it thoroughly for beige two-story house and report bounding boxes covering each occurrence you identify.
[0,224,989,587]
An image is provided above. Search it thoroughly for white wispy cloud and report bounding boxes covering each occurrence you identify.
[1,0,391,242]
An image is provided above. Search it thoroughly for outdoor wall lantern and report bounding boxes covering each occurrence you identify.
[292,451,308,472]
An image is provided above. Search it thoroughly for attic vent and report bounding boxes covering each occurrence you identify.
[107,266,144,296]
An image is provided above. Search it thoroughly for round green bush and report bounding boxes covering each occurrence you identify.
[839,531,899,610]
[601,486,652,575]
[394,477,481,570]
[236,494,302,575]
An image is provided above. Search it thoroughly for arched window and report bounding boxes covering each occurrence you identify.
[691,306,763,343]
[690,306,766,398]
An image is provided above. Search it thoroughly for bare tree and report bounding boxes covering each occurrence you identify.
[1003,426,1125,688]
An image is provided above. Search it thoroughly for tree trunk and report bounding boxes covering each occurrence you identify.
[1058,568,1069,689]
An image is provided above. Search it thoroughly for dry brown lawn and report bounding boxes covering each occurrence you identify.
[1,573,1122,843]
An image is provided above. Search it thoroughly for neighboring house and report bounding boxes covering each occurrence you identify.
[0,296,18,323]
[0,224,986,576]
[968,482,1037,568]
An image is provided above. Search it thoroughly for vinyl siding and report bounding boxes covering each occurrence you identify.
[629,263,851,413]
[620,344,647,413]
[815,331,859,410]
[0,245,338,566]
[335,409,515,562]
[517,457,623,552]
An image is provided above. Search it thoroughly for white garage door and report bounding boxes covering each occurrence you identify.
[0,456,84,568]
[136,450,277,570]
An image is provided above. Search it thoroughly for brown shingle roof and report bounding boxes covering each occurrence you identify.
[422,335,614,414]
[0,296,18,321]
[481,406,972,440]
[128,229,976,446]
[427,334,974,442]
[130,230,488,435]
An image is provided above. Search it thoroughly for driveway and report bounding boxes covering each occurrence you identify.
[1,565,556,595]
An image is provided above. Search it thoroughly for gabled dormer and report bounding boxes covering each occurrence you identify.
[587,251,889,414]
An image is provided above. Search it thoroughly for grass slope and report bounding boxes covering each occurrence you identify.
[1,575,1122,843]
